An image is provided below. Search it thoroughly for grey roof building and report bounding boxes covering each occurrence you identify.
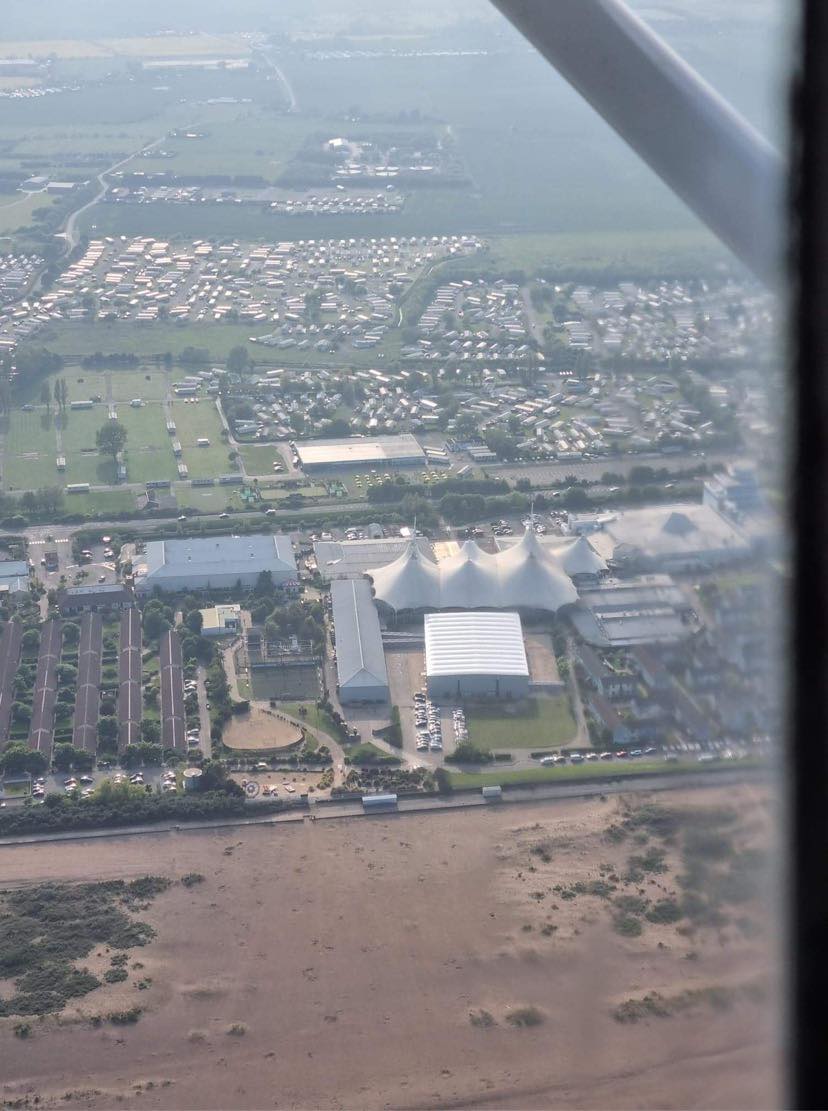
[134,534,296,594]
[0,560,29,598]
[330,578,389,704]
[313,536,433,581]
[58,584,133,614]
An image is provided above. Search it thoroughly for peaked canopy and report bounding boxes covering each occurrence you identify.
[367,528,579,613]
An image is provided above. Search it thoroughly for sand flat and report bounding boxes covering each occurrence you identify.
[0,784,780,1110]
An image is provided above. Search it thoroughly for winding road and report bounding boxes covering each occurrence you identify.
[60,135,168,250]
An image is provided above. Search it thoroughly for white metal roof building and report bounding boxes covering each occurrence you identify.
[424,611,530,699]
[368,528,578,614]
[134,534,296,594]
[331,578,389,703]
[296,433,425,471]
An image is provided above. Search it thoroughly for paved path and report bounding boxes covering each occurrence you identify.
[0,767,768,848]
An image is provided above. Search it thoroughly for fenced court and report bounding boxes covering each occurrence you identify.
[249,663,321,702]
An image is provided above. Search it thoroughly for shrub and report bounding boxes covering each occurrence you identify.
[504,1006,544,1028]
[613,913,643,937]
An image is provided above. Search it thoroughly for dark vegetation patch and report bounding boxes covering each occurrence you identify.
[613,983,743,1023]
[0,877,169,1017]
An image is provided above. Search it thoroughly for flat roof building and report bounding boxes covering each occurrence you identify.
[331,578,389,704]
[424,611,530,700]
[313,536,433,580]
[296,433,425,471]
[578,503,751,572]
[134,534,296,595]
[200,603,243,637]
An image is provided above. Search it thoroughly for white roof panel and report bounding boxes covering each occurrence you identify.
[424,611,529,679]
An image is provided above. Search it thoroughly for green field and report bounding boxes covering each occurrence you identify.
[237,443,285,477]
[63,488,136,516]
[175,485,244,513]
[116,404,179,484]
[0,190,58,235]
[465,695,577,751]
[170,400,232,480]
[447,758,759,790]
[1,410,60,489]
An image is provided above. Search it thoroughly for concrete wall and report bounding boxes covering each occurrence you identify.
[339,680,389,705]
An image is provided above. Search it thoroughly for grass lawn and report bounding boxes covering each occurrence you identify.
[108,368,168,402]
[171,400,231,480]
[0,190,58,235]
[447,758,760,790]
[278,701,338,739]
[465,695,576,751]
[117,403,178,484]
[237,443,285,477]
[1,410,59,489]
[66,488,136,516]
[174,485,243,513]
[346,741,400,766]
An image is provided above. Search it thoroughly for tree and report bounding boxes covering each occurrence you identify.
[226,345,250,374]
[62,622,80,646]
[0,742,46,776]
[21,628,39,652]
[143,608,170,640]
[184,609,204,635]
[141,720,160,745]
[52,743,75,772]
[40,382,52,412]
[97,716,118,745]
[96,420,127,464]
[484,428,520,460]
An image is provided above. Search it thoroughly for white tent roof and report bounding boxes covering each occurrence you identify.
[366,540,441,611]
[367,529,578,613]
[438,540,501,609]
[495,528,579,610]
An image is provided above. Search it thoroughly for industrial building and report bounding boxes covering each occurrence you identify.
[368,527,578,614]
[571,503,751,572]
[424,611,530,700]
[313,536,433,580]
[134,534,297,594]
[295,433,425,471]
[330,578,389,704]
[571,575,698,647]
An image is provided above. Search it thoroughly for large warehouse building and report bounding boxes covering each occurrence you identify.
[424,611,530,700]
[134,534,297,594]
[331,577,389,704]
[296,433,425,472]
[567,503,750,572]
[368,527,578,614]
